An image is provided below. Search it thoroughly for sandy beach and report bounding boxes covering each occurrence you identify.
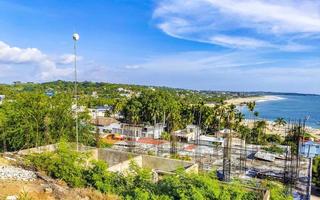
[244,119,320,139]
[225,95,285,105]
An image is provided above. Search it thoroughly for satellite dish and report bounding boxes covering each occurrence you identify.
[73,33,80,41]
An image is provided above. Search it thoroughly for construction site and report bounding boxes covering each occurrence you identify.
[103,119,311,199]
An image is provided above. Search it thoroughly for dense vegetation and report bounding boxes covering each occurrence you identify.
[0,81,262,152]
[0,91,95,151]
[0,81,305,152]
[0,81,299,199]
[26,142,291,200]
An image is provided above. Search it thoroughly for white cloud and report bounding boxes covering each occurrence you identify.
[154,0,320,50]
[129,51,274,72]
[0,41,73,80]
[57,54,83,65]
[210,35,273,49]
[0,41,44,63]
[124,64,142,69]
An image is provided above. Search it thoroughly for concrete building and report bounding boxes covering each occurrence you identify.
[90,117,121,134]
[89,106,111,118]
[198,135,224,147]
[112,123,165,140]
[214,129,233,137]
[175,125,201,143]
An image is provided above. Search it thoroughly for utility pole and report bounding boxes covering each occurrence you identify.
[73,33,80,151]
[307,157,313,200]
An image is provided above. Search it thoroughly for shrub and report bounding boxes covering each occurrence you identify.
[26,141,88,187]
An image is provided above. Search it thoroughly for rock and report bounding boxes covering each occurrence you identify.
[0,166,37,181]
[6,195,17,200]
[44,187,53,193]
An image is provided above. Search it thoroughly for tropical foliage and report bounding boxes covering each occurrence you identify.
[26,142,291,200]
[0,91,95,152]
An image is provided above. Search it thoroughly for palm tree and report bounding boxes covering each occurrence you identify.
[254,111,259,118]
[255,120,267,144]
[246,101,256,114]
[214,101,227,131]
[274,117,287,127]
[246,101,256,125]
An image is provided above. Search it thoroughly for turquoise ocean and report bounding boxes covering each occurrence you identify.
[240,95,320,128]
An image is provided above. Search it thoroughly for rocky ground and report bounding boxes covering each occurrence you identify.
[0,165,37,181]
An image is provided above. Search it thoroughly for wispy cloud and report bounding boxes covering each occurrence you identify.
[154,0,320,50]
[0,41,73,80]
[114,51,320,93]
[124,64,142,70]
[56,54,83,65]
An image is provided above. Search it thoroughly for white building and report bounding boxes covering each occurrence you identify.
[175,124,201,143]
[91,117,121,134]
[89,106,111,118]
[198,135,224,147]
[112,123,165,140]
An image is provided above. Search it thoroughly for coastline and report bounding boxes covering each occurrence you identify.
[225,95,285,105]
[244,119,320,139]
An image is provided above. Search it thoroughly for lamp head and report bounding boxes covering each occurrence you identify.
[73,33,80,41]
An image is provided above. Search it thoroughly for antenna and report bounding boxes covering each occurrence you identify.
[73,33,80,151]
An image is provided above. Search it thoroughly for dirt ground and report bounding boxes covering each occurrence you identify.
[0,179,119,200]
[0,180,55,200]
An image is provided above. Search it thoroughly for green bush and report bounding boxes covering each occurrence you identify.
[27,141,88,187]
[313,156,320,187]
[265,134,283,144]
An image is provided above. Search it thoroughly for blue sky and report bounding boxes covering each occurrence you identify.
[0,0,320,94]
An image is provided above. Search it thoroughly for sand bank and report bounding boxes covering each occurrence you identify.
[225,95,285,105]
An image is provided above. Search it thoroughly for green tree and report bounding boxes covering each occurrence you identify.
[274,117,287,127]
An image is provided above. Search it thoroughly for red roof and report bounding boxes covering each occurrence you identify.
[184,144,196,151]
[137,138,167,145]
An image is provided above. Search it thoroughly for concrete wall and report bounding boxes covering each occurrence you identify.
[97,148,137,167]
[96,148,198,174]
[141,155,195,173]
[17,144,57,155]
[108,155,142,172]
[18,145,198,176]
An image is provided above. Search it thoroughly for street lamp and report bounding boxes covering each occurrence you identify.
[73,33,79,151]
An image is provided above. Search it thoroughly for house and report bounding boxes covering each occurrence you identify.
[90,117,120,134]
[0,95,5,105]
[89,106,111,118]
[175,125,201,143]
[198,135,224,147]
[143,124,165,139]
[117,87,134,97]
[214,128,234,137]
[111,123,165,140]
